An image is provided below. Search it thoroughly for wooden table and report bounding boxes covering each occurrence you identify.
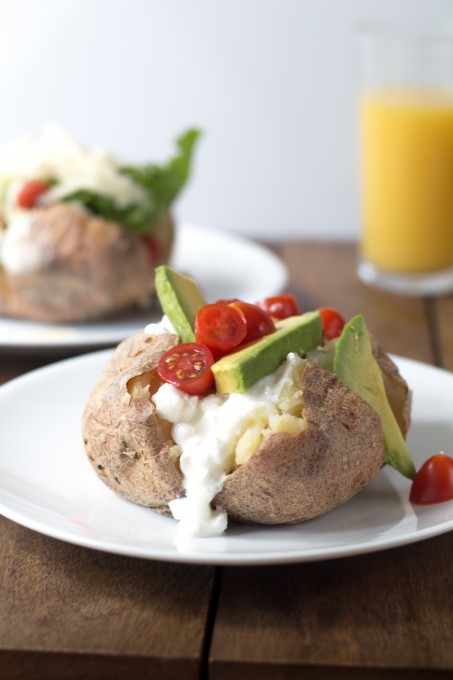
[1,242,452,680]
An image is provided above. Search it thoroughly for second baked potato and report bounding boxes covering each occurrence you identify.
[0,127,198,322]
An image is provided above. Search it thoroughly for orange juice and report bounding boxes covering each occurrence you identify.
[360,89,453,273]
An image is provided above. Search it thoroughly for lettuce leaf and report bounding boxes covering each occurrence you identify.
[60,128,200,235]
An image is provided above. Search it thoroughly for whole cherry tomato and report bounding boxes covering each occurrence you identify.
[318,307,345,340]
[17,180,49,209]
[157,342,214,395]
[255,294,301,320]
[228,300,275,344]
[409,453,453,505]
[195,303,247,356]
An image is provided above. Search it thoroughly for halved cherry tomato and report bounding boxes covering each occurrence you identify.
[157,342,214,395]
[17,180,49,209]
[409,454,453,505]
[195,303,247,356]
[228,300,275,344]
[318,307,345,340]
[255,294,301,320]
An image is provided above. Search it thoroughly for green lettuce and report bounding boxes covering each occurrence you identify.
[60,128,200,235]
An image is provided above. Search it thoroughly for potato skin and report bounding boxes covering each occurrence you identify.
[0,204,174,322]
[83,332,394,525]
[82,332,184,515]
[371,337,412,437]
[214,361,385,524]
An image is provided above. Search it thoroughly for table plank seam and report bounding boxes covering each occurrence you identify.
[200,566,224,680]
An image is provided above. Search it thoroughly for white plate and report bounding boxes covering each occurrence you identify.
[0,222,287,352]
[0,352,452,565]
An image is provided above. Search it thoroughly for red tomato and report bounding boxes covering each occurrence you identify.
[229,300,275,344]
[141,234,160,263]
[255,294,301,320]
[318,307,345,340]
[195,303,247,356]
[409,454,453,505]
[214,298,240,305]
[157,343,214,395]
[17,180,49,209]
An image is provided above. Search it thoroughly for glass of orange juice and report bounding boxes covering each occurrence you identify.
[358,29,453,295]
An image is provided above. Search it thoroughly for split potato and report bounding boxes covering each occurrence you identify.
[82,330,410,525]
[0,204,174,323]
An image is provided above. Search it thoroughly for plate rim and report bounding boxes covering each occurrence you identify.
[0,351,452,565]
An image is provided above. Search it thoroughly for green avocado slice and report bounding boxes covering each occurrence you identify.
[334,314,416,479]
[212,311,323,393]
[154,265,206,343]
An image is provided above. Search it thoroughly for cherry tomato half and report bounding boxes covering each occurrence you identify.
[409,454,453,505]
[157,342,214,395]
[195,303,247,356]
[228,300,275,344]
[17,180,49,209]
[255,294,301,320]
[318,307,345,340]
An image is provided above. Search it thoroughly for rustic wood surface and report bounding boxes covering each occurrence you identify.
[209,243,453,680]
[0,522,215,680]
[0,242,452,680]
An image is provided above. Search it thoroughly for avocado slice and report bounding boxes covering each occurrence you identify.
[154,265,206,343]
[212,311,323,394]
[334,314,416,479]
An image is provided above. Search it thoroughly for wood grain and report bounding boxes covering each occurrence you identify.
[435,297,453,372]
[210,533,453,679]
[0,241,452,680]
[0,519,214,680]
[0,354,53,386]
[209,242,453,679]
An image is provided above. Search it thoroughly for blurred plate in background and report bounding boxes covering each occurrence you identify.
[0,222,287,353]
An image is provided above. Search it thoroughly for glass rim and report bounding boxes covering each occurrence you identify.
[356,24,453,44]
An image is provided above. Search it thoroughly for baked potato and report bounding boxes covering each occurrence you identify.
[0,205,174,322]
[82,328,409,529]
[0,126,199,322]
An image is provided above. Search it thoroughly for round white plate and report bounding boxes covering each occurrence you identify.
[0,351,452,565]
[0,222,287,352]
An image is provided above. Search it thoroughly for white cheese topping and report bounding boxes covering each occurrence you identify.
[0,126,146,224]
[144,315,177,336]
[0,212,49,274]
[152,352,306,538]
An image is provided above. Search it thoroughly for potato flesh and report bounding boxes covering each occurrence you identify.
[128,370,160,399]
[148,354,307,472]
[127,369,180,465]
[233,372,306,466]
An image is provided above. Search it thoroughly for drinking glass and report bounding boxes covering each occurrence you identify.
[357,29,453,295]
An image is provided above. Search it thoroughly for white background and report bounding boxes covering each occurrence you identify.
[0,0,451,242]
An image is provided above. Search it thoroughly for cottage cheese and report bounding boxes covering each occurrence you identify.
[152,352,306,537]
[144,315,177,336]
[0,212,50,275]
[0,126,146,224]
